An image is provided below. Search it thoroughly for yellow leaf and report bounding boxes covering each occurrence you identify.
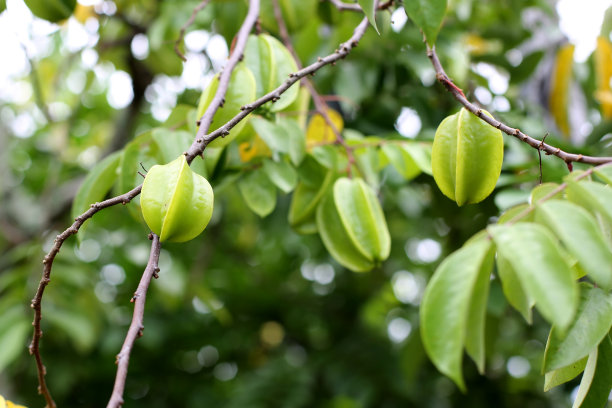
[74,4,96,24]
[0,395,5,408]
[306,109,343,150]
[549,44,574,138]
[6,401,28,408]
[595,36,612,118]
[463,34,502,56]
[239,135,272,163]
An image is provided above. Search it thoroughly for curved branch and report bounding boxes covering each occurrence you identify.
[188,0,261,162]
[186,16,371,161]
[327,0,394,12]
[29,185,142,408]
[107,233,161,408]
[31,9,370,403]
[174,0,212,62]
[426,45,612,166]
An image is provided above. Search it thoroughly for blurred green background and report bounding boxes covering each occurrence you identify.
[1,0,610,406]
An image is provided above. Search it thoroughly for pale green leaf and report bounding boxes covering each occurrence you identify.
[544,357,587,392]
[572,335,612,408]
[543,284,612,372]
[262,159,297,194]
[71,151,121,240]
[238,169,277,217]
[358,0,379,34]
[404,0,447,46]
[278,117,305,166]
[250,116,289,153]
[381,144,421,180]
[401,142,433,175]
[420,238,494,391]
[594,164,612,185]
[536,200,612,290]
[496,252,533,323]
[489,224,578,330]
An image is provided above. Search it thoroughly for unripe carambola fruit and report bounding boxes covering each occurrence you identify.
[432,108,503,206]
[316,178,390,272]
[141,155,214,242]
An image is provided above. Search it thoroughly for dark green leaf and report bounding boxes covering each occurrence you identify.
[572,335,612,408]
[358,0,379,33]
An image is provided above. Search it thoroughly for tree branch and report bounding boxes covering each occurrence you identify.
[107,233,161,408]
[187,0,261,162]
[29,185,142,408]
[185,16,371,161]
[271,0,357,176]
[174,0,212,62]
[426,45,612,166]
[31,9,371,403]
[327,0,394,12]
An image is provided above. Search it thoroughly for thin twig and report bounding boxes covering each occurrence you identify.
[31,10,370,403]
[271,0,358,176]
[327,0,394,12]
[426,45,612,166]
[187,0,261,161]
[186,16,371,162]
[107,233,161,408]
[174,0,212,61]
[29,185,141,408]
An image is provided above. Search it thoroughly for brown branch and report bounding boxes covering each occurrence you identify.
[426,45,612,166]
[185,16,371,162]
[327,0,394,12]
[271,0,357,175]
[174,0,212,62]
[29,185,142,408]
[187,0,261,162]
[107,233,161,408]
[31,8,369,403]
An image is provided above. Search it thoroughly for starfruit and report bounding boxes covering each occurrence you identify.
[316,177,390,272]
[141,155,214,242]
[431,108,503,206]
[243,34,299,112]
[196,62,256,148]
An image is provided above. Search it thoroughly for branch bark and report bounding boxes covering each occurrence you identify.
[107,233,162,408]
[29,185,142,408]
[426,45,612,166]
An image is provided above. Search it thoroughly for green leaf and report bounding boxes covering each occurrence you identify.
[572,335,612,408]
[238,169,277,217]
[420,238,494,391]
[543,284,612,372]
[544,357,588,392]
[594,164,612,185]
[278,117,305,165]
[536,200,612,290]
[567,180,612,225]
[0,308,30,372]
[401,143,433,175]
[381,143,421,180]
[404,0,447,46]
[316,191,374,272]
[496,252,533,323]
[358,0,379,34]
[250,116,289,153]
[489,224,578,330]
[262,159,297,194]
[529,182,562,205]
[71,151,121,239]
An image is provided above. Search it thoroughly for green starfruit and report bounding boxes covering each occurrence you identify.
[432,108,504,206]
[141,155,214,242]
[316,177,390,272]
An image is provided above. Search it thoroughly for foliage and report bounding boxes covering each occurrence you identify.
[1,0,611,407]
